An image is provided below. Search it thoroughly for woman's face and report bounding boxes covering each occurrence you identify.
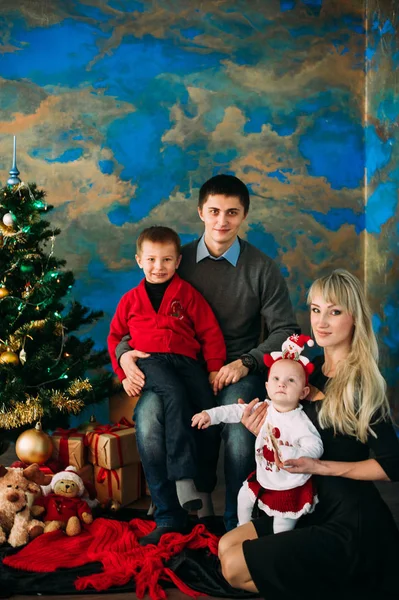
[310,294,355,351]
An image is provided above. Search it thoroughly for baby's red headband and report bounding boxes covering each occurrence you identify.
[263,334,315,384]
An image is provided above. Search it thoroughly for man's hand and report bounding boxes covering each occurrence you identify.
[212,359,249,394]
[191,411,211,429]
[239,398,267,436]
[120,349,150,394]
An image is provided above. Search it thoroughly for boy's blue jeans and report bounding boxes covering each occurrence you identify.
[134,357,265,531]
[135,353,220,528]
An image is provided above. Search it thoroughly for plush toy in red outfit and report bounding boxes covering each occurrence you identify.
[32,466,93,536]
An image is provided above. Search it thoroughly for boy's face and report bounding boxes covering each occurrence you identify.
[265,359,309,413]
[198,194,247,250]
[136,241,181,284]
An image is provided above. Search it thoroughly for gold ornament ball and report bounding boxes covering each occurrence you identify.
[0,287,9,299]
[0,350,19,365]
[15,422,54,465]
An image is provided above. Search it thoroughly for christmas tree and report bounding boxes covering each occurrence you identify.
[0,138,112,444]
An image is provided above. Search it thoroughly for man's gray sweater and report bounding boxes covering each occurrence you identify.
[177,238,299,369]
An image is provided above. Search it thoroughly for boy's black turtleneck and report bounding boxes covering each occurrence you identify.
[144,278,173,312]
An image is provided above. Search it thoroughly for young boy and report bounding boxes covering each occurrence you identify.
[192,335,323,533]
[107,226,226,537]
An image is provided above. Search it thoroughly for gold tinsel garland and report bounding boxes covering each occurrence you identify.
[0,397,44,429]
[7,319,47,351]
[67,378,92,396]
[50,379,92,414]
[0,379,92,429]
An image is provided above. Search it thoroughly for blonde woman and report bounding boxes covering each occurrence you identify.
[218,269,399,599]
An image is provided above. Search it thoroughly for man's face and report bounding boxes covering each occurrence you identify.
[198,194,247,251]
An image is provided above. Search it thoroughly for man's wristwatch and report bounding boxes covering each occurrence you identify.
[240,354,258,373]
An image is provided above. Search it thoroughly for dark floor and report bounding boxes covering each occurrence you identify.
[2,443,399,600]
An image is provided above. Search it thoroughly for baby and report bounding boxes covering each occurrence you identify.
[192,335,323,534]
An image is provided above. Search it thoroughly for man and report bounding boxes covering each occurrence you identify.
[117,174,299,542]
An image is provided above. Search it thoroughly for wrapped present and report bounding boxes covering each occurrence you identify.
[51,428,87,470]
[86,419,140,470]
[94,463,141,507]
[109,391,140,425]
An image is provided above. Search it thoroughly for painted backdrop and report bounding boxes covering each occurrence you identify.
[0,0,397,416]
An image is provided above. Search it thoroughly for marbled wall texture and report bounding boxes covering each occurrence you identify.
[0,1,397,413]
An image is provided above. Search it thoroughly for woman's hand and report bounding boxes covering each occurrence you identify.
[120,349,150,394]
[281,457,322,475]
[238,398,267,436]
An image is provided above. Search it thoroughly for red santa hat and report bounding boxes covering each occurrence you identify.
[47,465,85,497]
[284,334,314,352]
[263,334,315,384]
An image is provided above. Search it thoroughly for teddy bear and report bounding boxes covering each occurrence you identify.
[32,465,93,536]
[0,463,47,547]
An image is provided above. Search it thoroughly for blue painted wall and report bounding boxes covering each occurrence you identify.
[0,0,396,418]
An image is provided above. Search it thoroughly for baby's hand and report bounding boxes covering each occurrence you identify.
[191,411,211,429]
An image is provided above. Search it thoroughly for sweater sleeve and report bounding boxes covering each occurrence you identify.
[187,287,226,372]
[250,259,299,369]
[115,335,133,364]
[206,401,264,425]
[368,416,399,481]
[279,417,324,462]
[107,294,133,382]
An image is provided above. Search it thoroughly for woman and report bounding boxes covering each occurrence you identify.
[218,269,399,599]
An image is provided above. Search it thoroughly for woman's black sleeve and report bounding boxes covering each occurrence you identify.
[368,416,399,481]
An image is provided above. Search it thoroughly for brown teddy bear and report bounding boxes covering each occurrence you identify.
[0,464,46,547]
[32,465,93,536]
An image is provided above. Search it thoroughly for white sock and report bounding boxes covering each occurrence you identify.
[176,479,203,511]
[196,492,215,518]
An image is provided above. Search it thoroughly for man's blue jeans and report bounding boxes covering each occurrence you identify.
[134,370,265,530]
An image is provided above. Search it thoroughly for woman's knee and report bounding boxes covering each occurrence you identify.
[219,547,247,589]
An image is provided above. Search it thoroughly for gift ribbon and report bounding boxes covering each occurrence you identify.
[53,427,85,468]
[97,467,120,500]
[85,418,134,467]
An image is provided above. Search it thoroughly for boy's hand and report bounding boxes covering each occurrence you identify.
[122,378,141,397]
[208,371,218,386]
[191,411,211,429]
[120,349,150,393]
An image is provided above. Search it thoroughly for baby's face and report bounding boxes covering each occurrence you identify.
[266,359,309,413]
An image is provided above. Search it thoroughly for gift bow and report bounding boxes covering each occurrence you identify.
[53,427,85,468]
[85,418,134,467]
[97,467,120,500]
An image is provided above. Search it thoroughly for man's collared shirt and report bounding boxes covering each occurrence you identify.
[196,235,240,266]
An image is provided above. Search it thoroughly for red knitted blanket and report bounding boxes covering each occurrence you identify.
[3,518,219,600]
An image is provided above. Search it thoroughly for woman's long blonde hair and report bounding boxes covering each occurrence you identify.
[307,269,389,442]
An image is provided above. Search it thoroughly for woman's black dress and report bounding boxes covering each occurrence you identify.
[242,356,399,600]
